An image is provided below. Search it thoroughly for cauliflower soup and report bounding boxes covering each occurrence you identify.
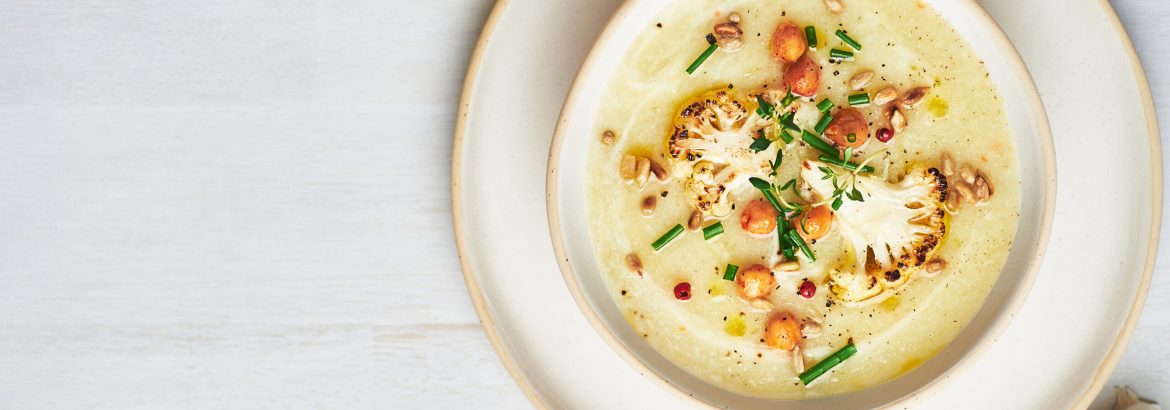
[585,0,1019,399]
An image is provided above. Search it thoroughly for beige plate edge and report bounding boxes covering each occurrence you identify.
[1069,1,1162,407]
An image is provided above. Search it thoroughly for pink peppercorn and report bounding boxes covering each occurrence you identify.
[674,282,692,300]
[798,279,816,299]
[876,127,894,142]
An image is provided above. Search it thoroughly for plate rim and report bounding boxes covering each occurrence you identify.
[1067,1,1162,407]
[450,0,550,408]
[450,0,1162,408]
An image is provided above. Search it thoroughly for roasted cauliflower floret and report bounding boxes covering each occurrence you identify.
[668,89,772,216]
[801,160,949,303]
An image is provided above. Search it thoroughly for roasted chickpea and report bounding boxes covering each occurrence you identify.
[739,199,780,234]
[792,205,833,241]
[782,54,821,97]
[824,107,869,148]
[736,264,776,299]
[764,311,803,351]
[770,23,807,64]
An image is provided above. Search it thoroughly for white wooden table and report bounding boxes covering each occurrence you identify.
[0,1,1163,408]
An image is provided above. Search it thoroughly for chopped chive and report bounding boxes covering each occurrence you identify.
[781,239,796,260]
[703,222,725,240]
[804,26,817,49]
[800,342,858,385]
[778,129,794,144]
[786,228,816,261]
[652,224,685,251]
[750,135,772,152]
[818,154,874,173]
[848,93,870,106]
[723,263,739,281]
[802,130,839,157]
[829,48,854,60]
[748,177,784,212]
[814,113,833,134]
[835,30,862,51]
[686,42,719,75]
[778,215,795,259]
[816,98,834,113]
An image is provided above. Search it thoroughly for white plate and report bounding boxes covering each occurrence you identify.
[452,0,1161,408]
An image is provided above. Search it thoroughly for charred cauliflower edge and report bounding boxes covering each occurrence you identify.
[668,89,774,217]
[801,160,949,303]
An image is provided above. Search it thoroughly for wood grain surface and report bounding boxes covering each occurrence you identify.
[0,0,1163,409]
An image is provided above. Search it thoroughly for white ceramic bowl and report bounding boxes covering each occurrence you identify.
[547,0,1055,407]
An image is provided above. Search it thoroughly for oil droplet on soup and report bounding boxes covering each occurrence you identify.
[724,316,746,337]
[927,97,949,117]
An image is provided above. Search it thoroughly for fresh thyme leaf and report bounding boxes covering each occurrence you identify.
[781,179,797,191]
[756,95,776,119]
[851,186,864,202]
[845,188,861,201]
[750,135,772,152]
[773,147,784,170]
[781,88,796,107]
[749,177,772,191]
[780,112,800,132]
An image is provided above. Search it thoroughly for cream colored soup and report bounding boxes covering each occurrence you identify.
[585,0,1020,400]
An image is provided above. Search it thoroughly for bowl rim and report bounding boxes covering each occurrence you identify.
[544,0,1057,406]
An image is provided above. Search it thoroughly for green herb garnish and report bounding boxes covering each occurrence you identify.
[800,342,858,385]
[749,177,784,212]
[801,130,839,157]
[723,263,739,281]
[652,224,685,250]
[814,113,833,134]
[756,95,776,119]
[804,26,818,49]
[816,98,834,113]
[830,48,854,60]
[703,222,725,240]
[835,30,862,51]
[778,215,796,259]
[780,112,801,133]
[778,129,794,144]
[750,134,772,153]
[686,35,719,75]
[785,228,816,261]
[771,148,784,173]
[818,154,874,173]
[780,88,797,107]
[848,93,870,106]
